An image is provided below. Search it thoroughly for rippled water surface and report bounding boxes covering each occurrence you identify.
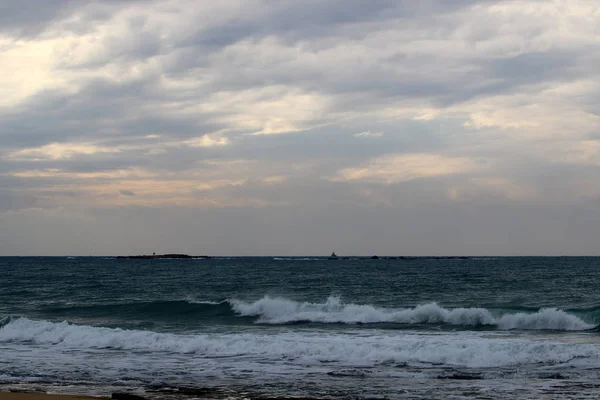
[2,256,600,399]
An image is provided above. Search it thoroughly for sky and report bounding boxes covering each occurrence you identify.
[0,0,599,256]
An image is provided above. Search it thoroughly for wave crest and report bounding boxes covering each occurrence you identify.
[230,296,595,330]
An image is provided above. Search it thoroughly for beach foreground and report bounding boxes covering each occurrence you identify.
[0,393,104,400]
[5,380,600,400]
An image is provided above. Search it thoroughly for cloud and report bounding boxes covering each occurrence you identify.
[7,142,120,161]
[185,134,230,147]
[1,0,600,254]
[354,131,384,138]
[331,153,481,184]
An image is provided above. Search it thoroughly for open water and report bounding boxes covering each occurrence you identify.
[2,256,600,399]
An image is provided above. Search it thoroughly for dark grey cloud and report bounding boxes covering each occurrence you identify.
[0,0,79,36]
[182,0,498,49]
[0,0,147,37]
[489,50,581,87]
[0,77,226,150]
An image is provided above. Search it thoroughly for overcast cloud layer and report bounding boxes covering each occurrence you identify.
[1,0,599,256]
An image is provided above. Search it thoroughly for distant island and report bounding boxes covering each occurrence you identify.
[116,254,212,259]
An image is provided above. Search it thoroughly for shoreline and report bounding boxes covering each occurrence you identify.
[0,393,105,400]
[0,387,331,400]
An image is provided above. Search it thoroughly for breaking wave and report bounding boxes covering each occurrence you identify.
[2,317,600,369]
[230,296,596,331]
[15,296,598,331]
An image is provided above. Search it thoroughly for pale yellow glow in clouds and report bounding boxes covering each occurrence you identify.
[7,143,120,161]
[185,134,230,147]
[0,38,68,107]
[332,153,480,184]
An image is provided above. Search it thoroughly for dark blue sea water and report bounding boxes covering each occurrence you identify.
[3,256,600,399]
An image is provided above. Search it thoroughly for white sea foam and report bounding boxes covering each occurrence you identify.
[496,308,592,330]
[1,318,600,370]
[229,296,595,330]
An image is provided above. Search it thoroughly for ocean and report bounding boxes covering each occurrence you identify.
[2,256,600,399]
